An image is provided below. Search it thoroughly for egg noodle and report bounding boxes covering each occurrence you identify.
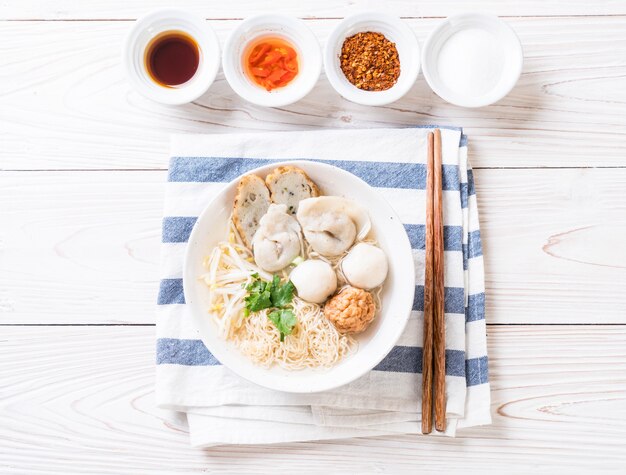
[201,218,356,370]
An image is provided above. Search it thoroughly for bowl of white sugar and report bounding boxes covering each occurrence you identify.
[421,13,523,108]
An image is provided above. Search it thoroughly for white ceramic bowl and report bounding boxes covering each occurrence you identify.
[123,8,220,105]
[324,12,421,106]
[222,15,322,107]
[183,161,415,393]
[421,13,523,108]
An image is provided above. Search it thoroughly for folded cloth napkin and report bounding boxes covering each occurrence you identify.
[156,127,491,446]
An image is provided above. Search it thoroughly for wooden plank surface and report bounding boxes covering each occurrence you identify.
[2,0,625,20]
[2,168,625,325]
[2,0,626,471]
[1,325,624,473]
[2,17,626,170]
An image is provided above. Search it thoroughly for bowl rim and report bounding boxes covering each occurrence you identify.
[182,160,415,393]
[122,8,220,105]
[323,12,421,106]
[222,14,322,107]
[421,13,523,108]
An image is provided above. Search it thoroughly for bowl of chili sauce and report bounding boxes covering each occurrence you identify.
[223,15,321,107]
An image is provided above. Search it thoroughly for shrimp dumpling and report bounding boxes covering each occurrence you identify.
[302,211,356,257]
[296,196,371,257]
[253,204,302,272]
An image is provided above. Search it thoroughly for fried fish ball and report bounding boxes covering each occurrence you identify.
[324,286,376,334]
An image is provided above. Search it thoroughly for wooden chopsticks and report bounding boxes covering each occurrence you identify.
[421,132,435,434]
[422,132,435,434]
[433,129,446,432]
[421,129,446,434]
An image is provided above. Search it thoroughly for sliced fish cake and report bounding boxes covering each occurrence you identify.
[265,165,320,215]
[232,174,271,248]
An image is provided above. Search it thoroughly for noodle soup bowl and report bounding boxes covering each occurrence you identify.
[184,161,415,393]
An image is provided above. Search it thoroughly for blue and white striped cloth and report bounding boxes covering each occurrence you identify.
[156,128,490,446]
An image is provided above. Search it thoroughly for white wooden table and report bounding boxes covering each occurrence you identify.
[2,1,626,472]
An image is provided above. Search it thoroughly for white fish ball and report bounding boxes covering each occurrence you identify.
[342,243,388,289]
[290,260,337,304]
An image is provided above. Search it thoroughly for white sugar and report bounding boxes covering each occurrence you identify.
[436,28,504,97]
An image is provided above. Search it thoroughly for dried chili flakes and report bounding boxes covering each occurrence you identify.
[340,32,400,91]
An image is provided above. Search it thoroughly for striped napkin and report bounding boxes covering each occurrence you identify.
[156,127,491,446]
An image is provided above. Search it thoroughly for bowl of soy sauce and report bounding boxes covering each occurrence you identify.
[124,9,220,105]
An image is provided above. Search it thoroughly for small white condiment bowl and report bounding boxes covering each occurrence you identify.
[123,8,220,105]
[222,14,321,107]
[421,13,523,108]
[324,12,420,106]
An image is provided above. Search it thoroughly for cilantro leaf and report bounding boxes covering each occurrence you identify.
[270,279,295,308]
[244,275,272,313]
[244,275,297,342]
[245,289,272,313]
[267,309,297,342]
[246,276,267,294]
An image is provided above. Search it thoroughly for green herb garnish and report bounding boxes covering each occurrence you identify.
[244,286,272,313]
[270,277,295,308]
[244,274,272,313]
[268,309,297,342]
[244,274,296,342]
[245,274,294,312]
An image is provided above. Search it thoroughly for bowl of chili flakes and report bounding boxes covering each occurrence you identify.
[223,14,322,107]
[324,12,421,106]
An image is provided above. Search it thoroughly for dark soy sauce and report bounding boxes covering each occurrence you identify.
[145,31,200,87]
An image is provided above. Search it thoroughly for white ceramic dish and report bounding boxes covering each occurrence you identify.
[222,15,322,107]
[421,13,523,108]
[183,161,415,393]
[324,12,421,106]
[123,8,220,105]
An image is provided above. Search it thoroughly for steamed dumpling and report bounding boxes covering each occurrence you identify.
[302,211,356,257]
[253,204,302,272]
[296,196,371,256]
[341,243,388,289]
[290,259,337,304]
